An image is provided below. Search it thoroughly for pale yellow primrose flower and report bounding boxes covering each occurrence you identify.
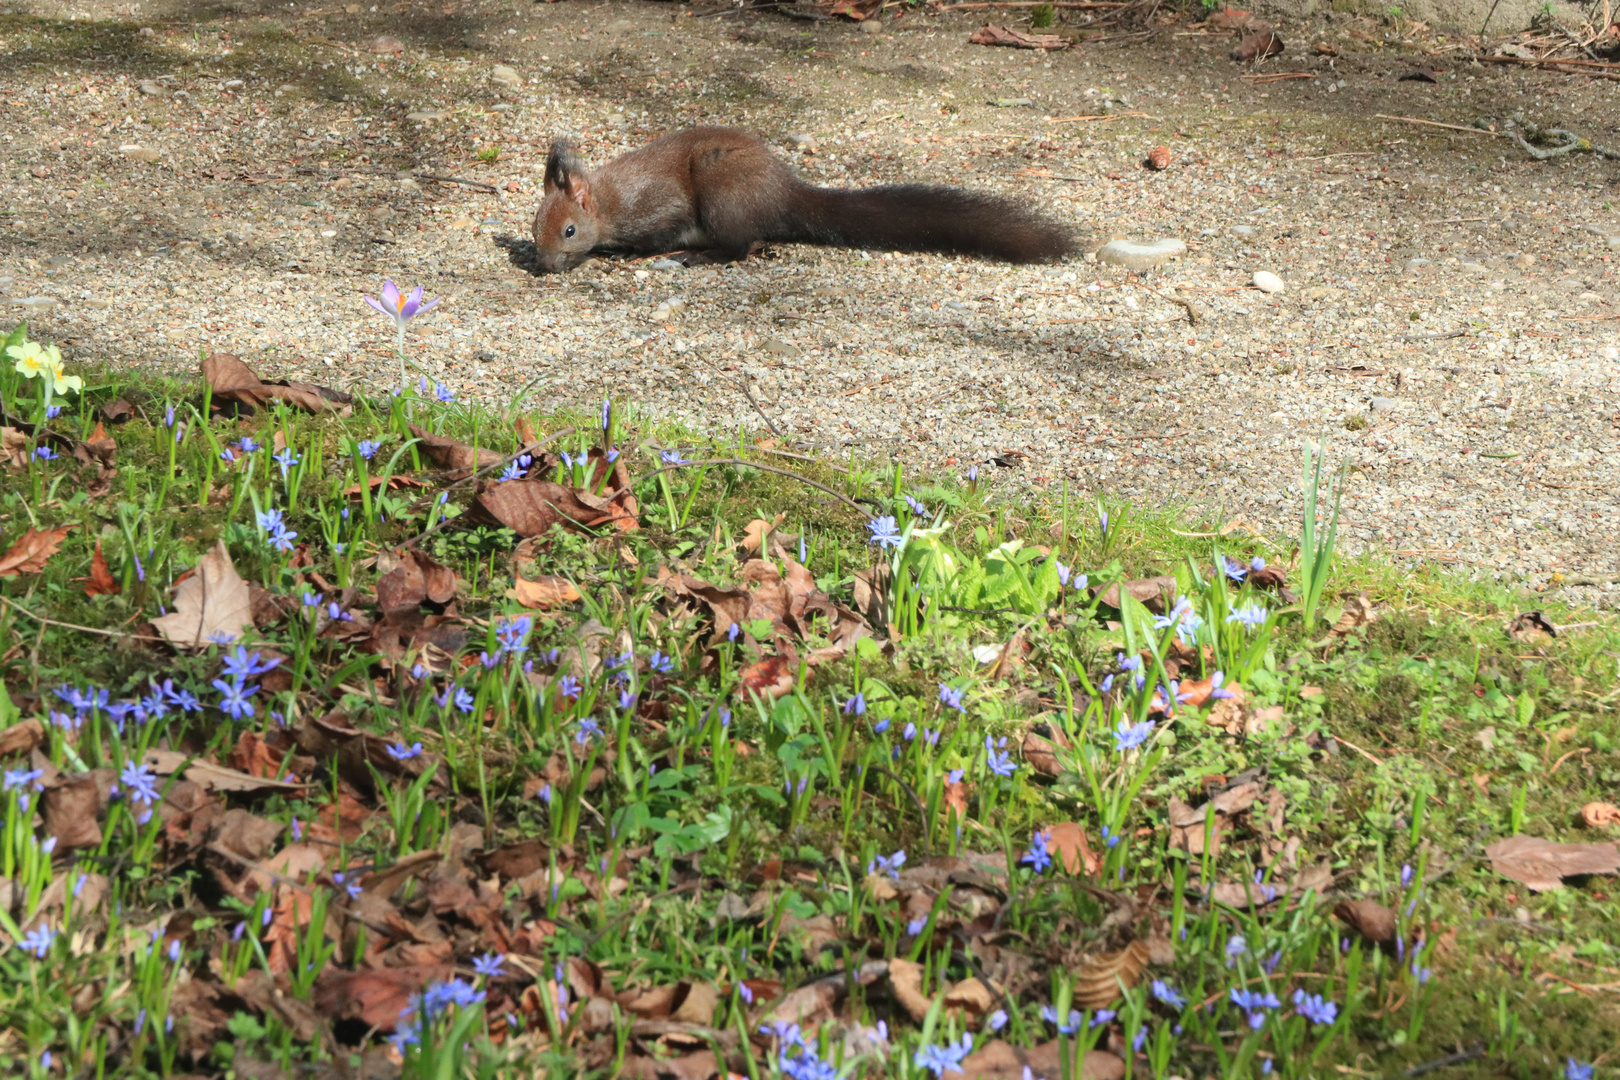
[46,356,82,396]
[7,340,55,380]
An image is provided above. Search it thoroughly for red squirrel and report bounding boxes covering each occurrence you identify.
[532,127,1075,272]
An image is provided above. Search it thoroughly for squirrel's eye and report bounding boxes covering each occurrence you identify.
[564,224,576,239]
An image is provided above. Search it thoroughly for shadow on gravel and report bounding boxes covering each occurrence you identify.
[493,235,544,278]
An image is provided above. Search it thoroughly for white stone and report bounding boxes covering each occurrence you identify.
[490,65,522,88]
[1095,238,1186,271]
[1252,270,1286,294]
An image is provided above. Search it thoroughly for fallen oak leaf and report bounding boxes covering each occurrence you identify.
[1071,938,1149,1009]
[513,574,583,609]
[0,524,77,577]
[1045,822,1101,876]
[960,1039,1123,1080]
[151,540,256,649]
[407,422,504,473]
[202,352,352,416]
[82,540,121,597]
[1485,833,1620,892]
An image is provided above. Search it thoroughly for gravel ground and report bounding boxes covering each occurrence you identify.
[3,1,1619,601]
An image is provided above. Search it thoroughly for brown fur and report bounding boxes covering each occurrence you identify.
[532,127,1075,272]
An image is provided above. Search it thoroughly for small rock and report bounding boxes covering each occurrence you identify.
[858,17,883,35]
[120,145,161,162]
[1557,278,1585,290]
[1095,237,1186,271]
[1369,396,1398,414]
[762,338,803,357]
[221,79,244,90]
[369,34,405,53]
[490,65,523,88]
[1252,270,1286,294]
[786,133,816,152]
[1608,235,1620,250]
[1509,253,1534,269]
[45,254,71,268]
[14,296,61,310]
[1402,258,1431,274]
[1231,224,1257,237]
[988,97,1032,107]
[1459,260,1489,273]
[137,26,154,36]
[647,258,683,271]
[407,110,446,122]
[138,80,169,97]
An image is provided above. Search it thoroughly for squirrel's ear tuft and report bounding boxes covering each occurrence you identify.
[544,140,587,198]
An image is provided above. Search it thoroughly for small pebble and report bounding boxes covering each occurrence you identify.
[1095,238,1186,271]
[1252,270,1285,294]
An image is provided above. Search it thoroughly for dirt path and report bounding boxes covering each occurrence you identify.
[3,0,1618,600]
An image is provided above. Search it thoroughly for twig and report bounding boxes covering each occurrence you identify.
[1128,280,1200,325]
[411,172,500,193]
[1044,111,1160,123]
[737,374,786,439]
[631,458,871,517]
[933,1,1129,8]
[1375,114,1508,138]
[1333,734,1385,766]
[1399,329,1466,342]
[1403,1043,1486,1077]
[0,595,168,643]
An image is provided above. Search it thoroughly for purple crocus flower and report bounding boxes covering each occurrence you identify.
[363,280,440,385]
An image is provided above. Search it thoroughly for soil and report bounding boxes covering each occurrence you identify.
[2,0,1618,600]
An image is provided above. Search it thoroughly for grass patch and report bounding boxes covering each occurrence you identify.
[0,316,1617,1080]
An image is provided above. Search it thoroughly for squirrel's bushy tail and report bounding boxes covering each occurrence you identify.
[778,183,1075,263]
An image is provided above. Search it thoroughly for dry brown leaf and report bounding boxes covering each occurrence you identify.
[202,352,352,415]
[0,524,76,577]
[969,23,1072,50]
[943,976,997,1022]
[1022,723,1068,777]
[1333,898,1396,945]
[1485,833,1620,892]
[0,425,29,468]
[313,964,455,1031]
[152,540,256,649]
[407,422,505,473]
[471,477,638,536]
[754,981,837,1029]
[961,1040,1123,1080]
[740,654,796,699]
[1045,822,1101,876]
[1230,21,1284,61]
[0,719,46,757]
[375,547,458,612]
[888,957,933,1021]
[740,515,785,556]
[1326,592,1376,639]
[100,399,135,424]
[1092,575,1177,614]
[514,574,583,609]
[1072,939,1149,1009]
[143,748,305,796]
[1206,6,1253,29]
[83,540,121,597]
[41,773,106,850]
[1581,802,1620,829]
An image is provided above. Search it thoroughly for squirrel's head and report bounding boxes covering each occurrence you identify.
[532,140,599,273]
